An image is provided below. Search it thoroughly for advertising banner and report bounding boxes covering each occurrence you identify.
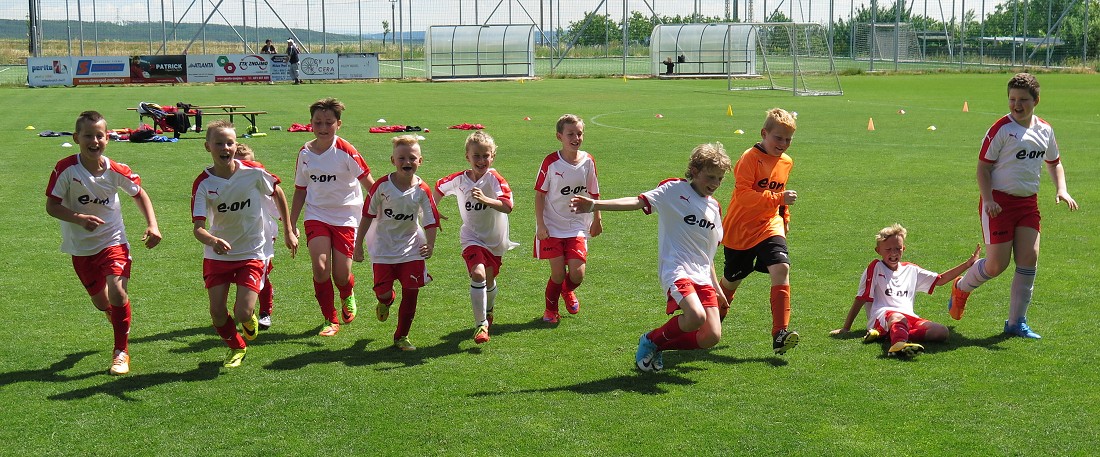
[269,54,291,82]
[337,53,380,79]
[27,57,73,87]
[188,54,272,82]
[297,53,339,80]
[130,55,187,83]
[72,56,130,85]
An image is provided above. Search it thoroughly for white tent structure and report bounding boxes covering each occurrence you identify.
[425,24,535,80]
[651,23,757,77]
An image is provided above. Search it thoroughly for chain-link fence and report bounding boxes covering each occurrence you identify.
[5,0,1097,85]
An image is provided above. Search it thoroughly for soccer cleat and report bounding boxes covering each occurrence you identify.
[947,278,970,320]
[394,336,417,351]
[635,333,659,372]
[563,290,580,314]
[318,322,341,337]
[887,341,925,358]
[241,313,259,341]
[653,351,665,372]
[109,350,130,376]
[258,313,272,331]
[773,328,800,355]
[1004,318,1042,339]
[376,301,392,322]
[486,308,495,329]
[473,325,490,344]
[223,347,247,368]
[542,309,560,324]
[341,294,358,324]
[863,328,882,344]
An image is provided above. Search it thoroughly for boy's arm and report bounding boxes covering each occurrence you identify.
[1045,161,1078,210]
[359,172,376,196]
[46,198,105,231]
[289,187,306,237]
[420,226,437,259]
[933,244,982,287]
[352,216,371,263]
[830,299,866,335]
[272,185,298,258]
[976,161,999,218]
[534,191,549,240]
[193,220,231,255]
[570,195,644,213]
[471,187,513,214]
[590,209,603,237]
[130,188,162,249]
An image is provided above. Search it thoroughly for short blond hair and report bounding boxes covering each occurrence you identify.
[686,142,732,178]
[556,114,584,133]
[876,224,907,243]
[392,134,420,148]
[465,130,496,154]
[205,120,235,140]
[235,142,254,160]
[762,108,797,132]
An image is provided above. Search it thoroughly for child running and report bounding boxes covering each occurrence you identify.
[192,121,297,367]
[234,143,279,330]
[353,135,440,351]
[570,143,731,372]
[46,110,162,375]
[290,98,375,337]
[831,224,980,358]
[948,73,1079,339]
[534,114,602,324]
[719,108,801,355]
[434,131,518,344]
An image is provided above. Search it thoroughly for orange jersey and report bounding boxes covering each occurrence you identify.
[721,145,793,250]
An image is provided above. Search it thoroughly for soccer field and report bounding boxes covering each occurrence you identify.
[2,74,1097,455]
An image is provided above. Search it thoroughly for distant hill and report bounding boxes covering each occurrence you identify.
[3,18,363,43]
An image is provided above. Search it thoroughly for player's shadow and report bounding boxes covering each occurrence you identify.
[929,328,1012,353]
[48,361,223,402]
[470,367,704,396]
[683,348,790,368]
[133,325,325,355]
[0,351,100,389]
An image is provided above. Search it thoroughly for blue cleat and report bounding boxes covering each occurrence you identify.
[635,333,658,372]
[1004,318,1041,339]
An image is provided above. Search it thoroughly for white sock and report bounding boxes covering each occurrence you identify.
[486,281,498,314]
[958,258,992,293]
[1008,266,1036,324]
[471,280,487,327]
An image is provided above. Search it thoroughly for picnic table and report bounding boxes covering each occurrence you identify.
[127,104,268,133]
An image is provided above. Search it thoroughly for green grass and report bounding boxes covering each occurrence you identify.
[2,74,1098,455]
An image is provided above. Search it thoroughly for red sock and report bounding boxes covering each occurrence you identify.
[648,315,687,347]
[889,318,911,345]
[544,279,562,313]
[659,330,702,351]
[214,318,246,349]
[770,284,791,336]
[564,277,579,294]
[109,301,132,353]
[314,279,337,324]
[336,274,356,300]
[258,279,274,315]
[908,322,929,342]
[719,284,734,302]
[394,288,419,339]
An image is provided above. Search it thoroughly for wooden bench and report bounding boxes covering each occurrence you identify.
[127,106,267,133]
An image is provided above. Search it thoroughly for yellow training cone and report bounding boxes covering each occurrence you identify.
[734,129,745,135]
[867,118,875,131]
[727,105,733,117]
[963,101,969,112]
[25,125,35,130]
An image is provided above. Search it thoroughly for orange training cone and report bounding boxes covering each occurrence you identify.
[867,118,875,131]
[655,114,664,118]
[963,101,969,112]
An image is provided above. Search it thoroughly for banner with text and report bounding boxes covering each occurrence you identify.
[130,55,187,83]
[27,57,73,87]
[337,53,380,79]
[72,56,130,85]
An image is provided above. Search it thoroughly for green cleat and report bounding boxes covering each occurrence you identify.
[241,313,259,341]
[223,347,247,368]
[341,294,358,324]
[394,336,416,351]
[863,328,882,343]
[376,300,392,322]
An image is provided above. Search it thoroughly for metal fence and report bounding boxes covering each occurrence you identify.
[5,0,1096,85]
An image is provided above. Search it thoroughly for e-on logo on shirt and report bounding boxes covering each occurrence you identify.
[756,178,785,191]
[1015,149,1046,160]
[682,214,716,230]
[383,208,414,220]
[217,199,252,212]
[78,195,111,205]
[559,185,587,196]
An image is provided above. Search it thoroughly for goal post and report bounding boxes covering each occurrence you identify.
[727,23,843,96]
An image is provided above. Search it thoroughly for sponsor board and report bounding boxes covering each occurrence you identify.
[72,56,130,85]
[337,53,380,79]
[298,54,339,80]
[130,55,187,83]
[187,54,271,82]
[27,57,73,86]
[269,54,291,82]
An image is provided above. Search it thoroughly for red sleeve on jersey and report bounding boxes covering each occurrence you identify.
[638,194,653,215]
[336,137,370,180]
[190,171,210,223]
[533,152,558,193]
[979,116,1013,164]
[435,170,464,195]
[856,259,878,303]
[489,170,514,209]
[419,180,442,230]
[109,160,142,187]
[45,155,80,200]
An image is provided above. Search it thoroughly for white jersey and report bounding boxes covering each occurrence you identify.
[534,151,600,238]
[979,114,1061,197]
[435,169,519,256]
[192,160,279,261]
[364,174,441,264]
[639,179,724,291]
[46,154,143,256]
[261,179,280,260]
[293,136,370,227]
[855,260,940,329]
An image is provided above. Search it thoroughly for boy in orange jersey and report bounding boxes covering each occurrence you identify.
[719,108,800,355]
[46,111,162,375]
[948,73,1078,339]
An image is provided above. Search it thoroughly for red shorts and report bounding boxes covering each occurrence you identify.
[533,236,588,261]
[665,278,719,314]
[372,260,431,294]
[463,245,503,277]
[203,258,267,293]
[873,311,932,338]
[981,190,1040,245]
[72,244,131,295]
[305,220,356,258]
